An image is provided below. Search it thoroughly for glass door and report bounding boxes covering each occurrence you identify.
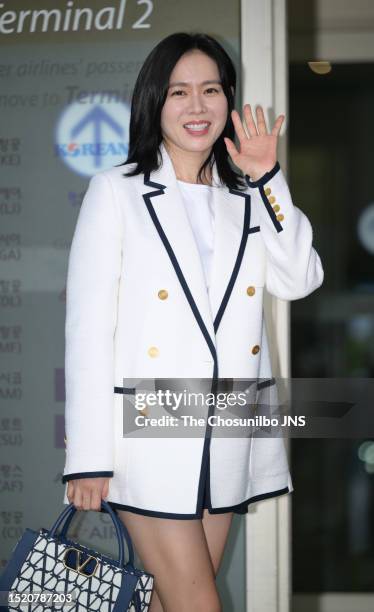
[289,40,374,612]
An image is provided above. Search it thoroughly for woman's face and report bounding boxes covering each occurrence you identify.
[160,49,229,156]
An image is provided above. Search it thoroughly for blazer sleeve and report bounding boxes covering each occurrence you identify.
[61,172,122,484]
[245,162,324,300]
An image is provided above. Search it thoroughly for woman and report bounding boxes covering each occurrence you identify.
[62,32,324,612]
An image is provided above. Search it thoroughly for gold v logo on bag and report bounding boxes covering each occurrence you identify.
[63,547,98,577]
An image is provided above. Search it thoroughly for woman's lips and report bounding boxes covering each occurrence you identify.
[183,122,211,136]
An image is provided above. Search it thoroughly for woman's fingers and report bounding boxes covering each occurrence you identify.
[68,478,110,511]
[67,480,74,503]
[92,489,103,512]
[74,484,83,510]
[271,114,285,136]
[231,108,250,142]
[82,489,92,511]
[255,105,268,135]
[243,104,258,137]
[223,137,240,163]
[227,104,284,170]
[102,479,109,499]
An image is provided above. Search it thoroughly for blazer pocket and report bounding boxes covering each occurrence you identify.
[248,225,261,235]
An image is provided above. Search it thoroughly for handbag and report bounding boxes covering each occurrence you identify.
[0,500,154,611]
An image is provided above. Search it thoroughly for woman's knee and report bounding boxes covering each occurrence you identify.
[189,590,222,612]
[161,593,221,612]
[151,571,221,612]
[159,574,221,612]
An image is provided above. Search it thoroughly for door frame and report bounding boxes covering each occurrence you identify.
[241,2,292,611]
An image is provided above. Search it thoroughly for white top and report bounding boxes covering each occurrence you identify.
[176,180,215,288]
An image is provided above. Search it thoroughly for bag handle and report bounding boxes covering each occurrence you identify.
[59,501,135,568]
[49,501,134,567]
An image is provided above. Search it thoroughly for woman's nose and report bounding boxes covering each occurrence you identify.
[188,92,207,112]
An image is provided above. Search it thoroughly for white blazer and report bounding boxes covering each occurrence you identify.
[62,141,324,518]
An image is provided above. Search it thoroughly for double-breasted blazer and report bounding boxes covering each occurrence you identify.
[61,141,324,518]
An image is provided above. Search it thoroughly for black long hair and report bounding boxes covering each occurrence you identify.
[120,32,246,190]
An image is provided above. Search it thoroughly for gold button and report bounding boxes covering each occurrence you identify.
[268,195,276,204]
[251,345,260,355]
[264,187,271,196]
[158,289,168,300]
[148,346,159,358]
[139,407,149,416]
[276,214,284,221]
[273,204,280,212]
[246,286,256,296]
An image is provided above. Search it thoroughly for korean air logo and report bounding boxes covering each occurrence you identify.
[55,97,130,177]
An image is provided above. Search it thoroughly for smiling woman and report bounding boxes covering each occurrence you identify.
[160,51,229,183]
[61,31,324,612]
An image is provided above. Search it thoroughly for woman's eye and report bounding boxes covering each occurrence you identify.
[170,87,221,96]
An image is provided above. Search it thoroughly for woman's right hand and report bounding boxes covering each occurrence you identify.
[67,477,110,511]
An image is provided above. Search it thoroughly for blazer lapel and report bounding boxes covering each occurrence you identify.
[142,142,217,355]
[141,142,252,357]
[209,162,251,333]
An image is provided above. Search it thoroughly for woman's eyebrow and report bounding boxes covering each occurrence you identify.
[168,79,222,88]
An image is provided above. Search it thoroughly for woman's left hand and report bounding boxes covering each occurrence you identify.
[224,104,285,181]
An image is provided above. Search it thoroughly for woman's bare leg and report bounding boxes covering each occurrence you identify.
[132,510,234,611]
[201,509,234,575]
[117,510,222,612]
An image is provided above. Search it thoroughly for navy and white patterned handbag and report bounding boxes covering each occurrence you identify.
[0,500,154,611]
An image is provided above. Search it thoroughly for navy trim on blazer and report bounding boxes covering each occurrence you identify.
[143,171,219,518]
[114,386,136,394]
[62,471,114,484]
[206,486,290,514]
[142,172,216,362]
[141,171,283,519]
[114,378,214,515]
[245,161,280,188]
[213,191,251,333]
[245,162,284,233]
[257,377,276,390]
[258,184,284,233]
[195,374,219,514]
[104,486,291,519]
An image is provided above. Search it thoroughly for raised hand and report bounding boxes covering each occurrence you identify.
[224,104,285,181]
